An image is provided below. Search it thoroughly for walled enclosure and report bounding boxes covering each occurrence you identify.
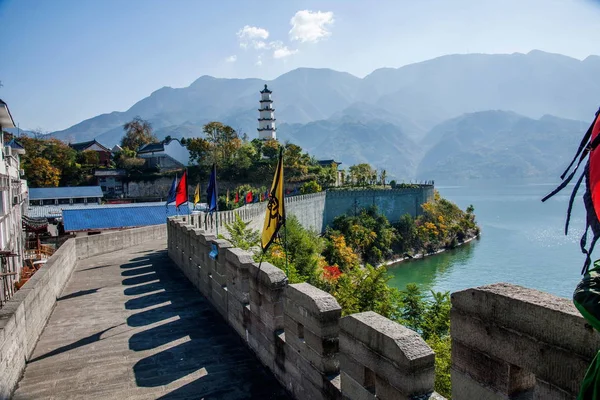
[169,216,599,400]
[0,225,166,400]
[190,187,434,236]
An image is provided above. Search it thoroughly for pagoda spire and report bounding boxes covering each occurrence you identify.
[258,84,276,140]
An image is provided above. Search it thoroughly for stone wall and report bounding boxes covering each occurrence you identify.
[323,187,434,229]
[451,283,599,400]
[0,225,168,399]
[168,217,439,400]
[190,187,430,237]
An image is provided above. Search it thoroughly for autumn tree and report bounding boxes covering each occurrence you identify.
[26,157,60,187]
[202,122,242,166]
[121,116,157,151]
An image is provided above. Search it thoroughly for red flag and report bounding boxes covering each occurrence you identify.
[235,191,239,203]
[175,170,188,208]
[245,191,253,204]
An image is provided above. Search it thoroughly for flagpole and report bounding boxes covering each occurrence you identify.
[187,168,191,223]
[215,164,219,237]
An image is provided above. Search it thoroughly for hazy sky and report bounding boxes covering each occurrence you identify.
[1,0,600,132]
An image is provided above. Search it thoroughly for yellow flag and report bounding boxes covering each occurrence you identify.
[193,183,200,208]
[261,148,285,252]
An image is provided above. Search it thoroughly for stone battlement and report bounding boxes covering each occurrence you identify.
[168,217,439,399]
[168,216,598,400]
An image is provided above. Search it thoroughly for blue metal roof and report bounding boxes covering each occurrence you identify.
[62,203,191,232]
[29,186,104,200]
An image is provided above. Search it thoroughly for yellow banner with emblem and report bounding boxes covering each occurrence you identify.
[261,148,285,252]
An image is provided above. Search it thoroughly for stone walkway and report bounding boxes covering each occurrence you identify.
[13,239,290,400]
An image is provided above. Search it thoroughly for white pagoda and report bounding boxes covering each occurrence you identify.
[258,84,276,140]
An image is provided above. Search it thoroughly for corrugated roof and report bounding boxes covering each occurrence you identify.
[63,203,191,232]
[29,186,104,200]
[26,201,179,219]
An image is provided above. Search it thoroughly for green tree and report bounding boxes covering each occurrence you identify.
[224,214,259,250]
[300,180,321,194]
[349,163,375,186]
[380,169,387,187]
[400,283,426,332]
[121,116,157,151]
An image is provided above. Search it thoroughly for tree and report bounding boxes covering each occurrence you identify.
[26,157,60,187]
[349,163,375,186]
[380,169,387,187]
[121,116,157,151]
[224,215,259,250]
[300,180,321,194]
[202,122,241,166]
[186,137,211,165]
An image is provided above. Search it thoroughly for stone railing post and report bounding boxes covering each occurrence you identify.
[224,247,253,338]
[282,283,342,400]
[339,311,435,400]
[208,239,232,319]
[246,261,287,370]
[451,283,600,400]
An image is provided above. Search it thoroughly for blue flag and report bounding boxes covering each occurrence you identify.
[166,175,178,206]
[206,164,218,214]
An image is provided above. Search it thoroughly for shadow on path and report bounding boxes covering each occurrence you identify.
[29,323,124,363]
[57,288,103,301]
[122,250,289,399]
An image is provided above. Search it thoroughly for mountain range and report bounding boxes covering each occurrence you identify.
[47,50,600,180]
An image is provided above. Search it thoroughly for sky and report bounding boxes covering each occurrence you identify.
[1,0,600,132]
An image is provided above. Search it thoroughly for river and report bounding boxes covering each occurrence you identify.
[386,179,588,299]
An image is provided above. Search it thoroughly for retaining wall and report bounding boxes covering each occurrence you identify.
[0,225,168,399]
[168,217,439,400]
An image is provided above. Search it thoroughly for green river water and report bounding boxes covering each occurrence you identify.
[386,179,588,299]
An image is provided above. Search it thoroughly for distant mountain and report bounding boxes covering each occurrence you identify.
[416,111,585,180]
[44,50,599,179]
[279,118,421,178]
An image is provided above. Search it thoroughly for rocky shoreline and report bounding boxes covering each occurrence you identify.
[380,234,480,268]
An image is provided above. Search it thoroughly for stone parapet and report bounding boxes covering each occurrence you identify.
[451,283,600,400]
[167,216,439,400]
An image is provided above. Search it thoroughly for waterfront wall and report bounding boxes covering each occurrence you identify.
[190,187,432,236]
[168,217,439,399]
[0,225,168,399]
[323,187,434,230]
[169,216,598,400]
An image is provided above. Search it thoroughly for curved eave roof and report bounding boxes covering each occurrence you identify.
[0,99,16,129]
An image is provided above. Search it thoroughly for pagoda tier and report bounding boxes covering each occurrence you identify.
[258,118,276,121]
[260,84,272,94]
[259,99,273,103]
[257,127,277,131]
[258,107,275,112]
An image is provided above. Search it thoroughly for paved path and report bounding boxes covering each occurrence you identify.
[13,239,290,400]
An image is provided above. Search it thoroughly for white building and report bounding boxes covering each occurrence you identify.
[137,138,190,170]
[258,84,276,140]
[0,99,28,305]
